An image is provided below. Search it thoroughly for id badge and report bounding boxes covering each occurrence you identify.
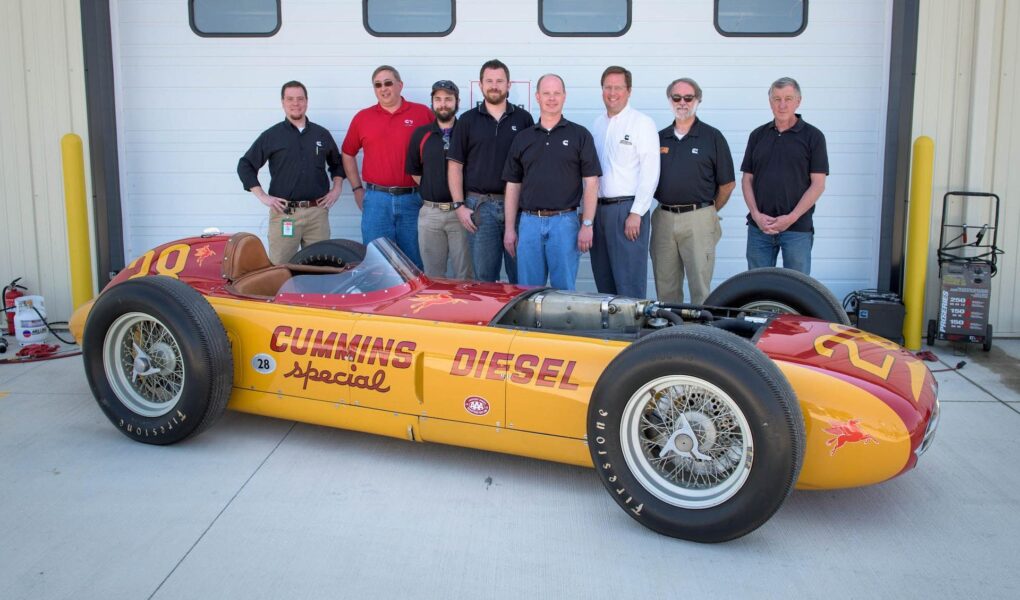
[281,218,295,238]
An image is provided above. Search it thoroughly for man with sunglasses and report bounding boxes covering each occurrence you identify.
[741,77,828,275]
[590,65,660,299]
[651,78,735,304]
[405,80,472,279]
[238,80,345,264]
[342,65,434,268]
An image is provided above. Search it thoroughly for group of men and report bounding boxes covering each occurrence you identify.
[238,61,828,303]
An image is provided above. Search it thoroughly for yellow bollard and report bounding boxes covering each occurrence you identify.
[902,136,935,350]
[61,133,95,309]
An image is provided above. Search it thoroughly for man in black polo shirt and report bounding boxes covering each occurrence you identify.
[406,80,471,279]
[741,77,828,275]
[652,77,735,304]
[447,59,534,283]
[238,80,344,264]
[503,74,601,291]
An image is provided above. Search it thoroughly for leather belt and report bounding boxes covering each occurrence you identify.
[284,199,317,214]
[423,200,456,211]
[468,193,505,202]
[523,208,576,217]
[598,196,635,205]
[659,202,713,214]
[366,183,416,195]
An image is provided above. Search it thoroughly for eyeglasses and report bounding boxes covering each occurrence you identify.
[373,80,396,89]
[671,94,697,104]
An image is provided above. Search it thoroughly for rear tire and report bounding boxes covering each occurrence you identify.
[290,239,366,268]
[82,276,233,445]
[705,267,850,324]
[587,326,804,542]
[927,319,937,347]
[983,324,993,352]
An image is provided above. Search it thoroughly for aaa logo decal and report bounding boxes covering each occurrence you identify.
[464,396,490,416]
[824,419,878,455]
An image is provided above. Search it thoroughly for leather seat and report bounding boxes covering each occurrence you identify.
[221,232,273,282]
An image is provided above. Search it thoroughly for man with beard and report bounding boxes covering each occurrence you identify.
[342,65,434,268]
[502,74,601,291]
[238,80,345,264]
[651,78,735,303]
[741,77,828,275]
[590,66,660,299]
[447,59,534,283]
[405,80,472,279]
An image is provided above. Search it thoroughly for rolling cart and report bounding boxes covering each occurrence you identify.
[926,191,1003,351]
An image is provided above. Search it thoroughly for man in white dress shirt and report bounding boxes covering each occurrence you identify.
[590,66,661,298]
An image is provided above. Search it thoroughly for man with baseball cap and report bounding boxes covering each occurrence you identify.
[406,80,472,279]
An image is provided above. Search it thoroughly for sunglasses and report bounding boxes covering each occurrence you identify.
[373,80,396,89]
[671,94,697,103]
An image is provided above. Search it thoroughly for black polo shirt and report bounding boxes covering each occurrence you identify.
[238,119,344,202]
[447,102,535,194]
[406,120,455,203]
[740,114,828,233]
[502,117,602,211]
[654,118,735,206]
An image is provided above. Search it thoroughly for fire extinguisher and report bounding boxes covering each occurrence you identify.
[3,278,27,336]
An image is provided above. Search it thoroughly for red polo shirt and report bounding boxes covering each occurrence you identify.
[341,98,435,187]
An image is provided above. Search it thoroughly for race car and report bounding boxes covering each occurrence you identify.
[70,232,939,543]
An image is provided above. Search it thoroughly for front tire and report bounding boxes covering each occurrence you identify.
[588,327,804,542]
[705,267,850,324]
[82,276,233,445]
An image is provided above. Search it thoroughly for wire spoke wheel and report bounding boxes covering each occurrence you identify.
[104,312,185,417]
[621,375,753,509]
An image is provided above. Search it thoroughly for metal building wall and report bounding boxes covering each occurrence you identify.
[914,0,1019,336]
[0,0,92,322]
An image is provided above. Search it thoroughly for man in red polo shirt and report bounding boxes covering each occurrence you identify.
[342,65,434,268]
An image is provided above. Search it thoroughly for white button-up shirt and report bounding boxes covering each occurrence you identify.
[591,103,661,216]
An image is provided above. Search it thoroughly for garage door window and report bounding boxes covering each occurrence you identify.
[715,0,807,37]
[540,0,631,37]
[364,0,455,37]
[189,0,281,37]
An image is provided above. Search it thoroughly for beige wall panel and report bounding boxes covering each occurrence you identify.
[0,0,91,324]
[988,1,1020,335]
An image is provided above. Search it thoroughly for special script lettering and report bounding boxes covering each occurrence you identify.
[283,360,390,393]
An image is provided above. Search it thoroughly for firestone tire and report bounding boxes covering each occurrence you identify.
[82,276,233,445]
[588,326,804,543]
[705,267,851,325]
[983,324,993,352]
[290,239,366,268]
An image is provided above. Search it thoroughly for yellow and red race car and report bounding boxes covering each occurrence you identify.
[71,232,939,543]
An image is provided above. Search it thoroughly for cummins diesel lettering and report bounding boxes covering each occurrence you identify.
[269,326,415,368]
[449,348,579,390]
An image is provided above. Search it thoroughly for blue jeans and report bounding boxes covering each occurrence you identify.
[467,195,517,283]
[746,225,813,275]
[517,211,580,290]
[362,189,424,268]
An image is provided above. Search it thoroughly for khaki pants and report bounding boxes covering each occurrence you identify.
[268,206,330,265]
[650,205,721,304]
[418,204,473,279]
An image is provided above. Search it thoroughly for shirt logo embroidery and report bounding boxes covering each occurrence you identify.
[660,147,669,154]
[511,125,518,131]
[691,148,699,154]
[404,119,414,126]
[562,140,569,146]
[620,134,632,146]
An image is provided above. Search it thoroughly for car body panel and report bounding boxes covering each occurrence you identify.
[73,234,938,491]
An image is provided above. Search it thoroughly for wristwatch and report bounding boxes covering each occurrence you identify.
[451,202,464,209]
[581,219,594,228]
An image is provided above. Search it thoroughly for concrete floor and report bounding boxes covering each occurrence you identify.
[1,336,1018,599]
